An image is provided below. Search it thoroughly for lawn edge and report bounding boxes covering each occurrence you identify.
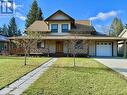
[0,58,52,90]
[93,58,127,81]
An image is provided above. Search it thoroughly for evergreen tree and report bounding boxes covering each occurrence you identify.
[17,29,22,36]
[0,27,3,35]
[110,17,123,36]
[36,8,44,20]
[8,17,18,37]
[25,0,39,28]
[2,24,8,36]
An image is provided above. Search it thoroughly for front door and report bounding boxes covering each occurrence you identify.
[56,41,63,54]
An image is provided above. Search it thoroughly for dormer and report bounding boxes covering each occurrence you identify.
[45,10,75,33]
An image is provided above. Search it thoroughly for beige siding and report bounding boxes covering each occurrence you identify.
[89,41,95,56]
[121,31,127,38]
[63,41,68,53]
[118,43,127,55]
[29,40,117,56]
[29,40,56,54]
[48,40,56,53]
[113,41,118,56]
[50,13,70,20]
[30,40,48,54]
[68,40,88,54]
[89,41,118,57]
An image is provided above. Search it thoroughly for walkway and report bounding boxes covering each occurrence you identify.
[0,58,58,95]
[95,58,127,77]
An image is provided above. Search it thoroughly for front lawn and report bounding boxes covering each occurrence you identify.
[23,58,127,95]
[0,56,51,89]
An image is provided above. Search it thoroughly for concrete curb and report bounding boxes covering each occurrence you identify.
[0,58,58,95]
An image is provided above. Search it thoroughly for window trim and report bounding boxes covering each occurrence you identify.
[51,24,58,33]
[62,24,69,32]
[37,40,45,49]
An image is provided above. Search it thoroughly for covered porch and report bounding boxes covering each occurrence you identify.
[9,35,127,57]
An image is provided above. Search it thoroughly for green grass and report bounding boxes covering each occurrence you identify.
[0,56,51,89]
[23,58,127,95]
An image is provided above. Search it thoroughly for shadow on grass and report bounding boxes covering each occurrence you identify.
[50,65,113,73]
[48,65,127,81]
[0,56,24,60]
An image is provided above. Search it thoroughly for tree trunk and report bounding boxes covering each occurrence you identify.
[73,47,76,67]
[24,47,27,66]
[73,54,76,67]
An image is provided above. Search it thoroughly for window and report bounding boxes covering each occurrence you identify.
[62,24,69,32]
[37,41,45,48]
[104,43,107,45]
[75,40,83,49]
[109,43,112,45]
[51,24,58,33]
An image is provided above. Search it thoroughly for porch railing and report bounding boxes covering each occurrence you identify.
[10,48,25,55]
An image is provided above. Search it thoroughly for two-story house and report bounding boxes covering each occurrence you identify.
[10,10,127,57]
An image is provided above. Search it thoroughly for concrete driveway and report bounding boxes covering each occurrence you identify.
[94,58,127,77]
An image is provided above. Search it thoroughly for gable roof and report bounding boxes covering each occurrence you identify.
[119,29,127,37]
[0,35,9,42]
[45,10,75,21]
[26,21,50,32]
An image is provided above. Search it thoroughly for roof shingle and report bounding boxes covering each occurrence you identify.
[26,21,50,32]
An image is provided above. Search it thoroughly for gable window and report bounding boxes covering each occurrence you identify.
[37,41,45,48]
[75,40,83,49]
[62,24,69,32]
[51,24,58,33]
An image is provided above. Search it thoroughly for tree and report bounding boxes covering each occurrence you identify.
[1,24,8,36]
[17,29,22,36]
[8,17,18,37]
[0,27,2,35]
[36,7,44,20]
[13,31,48,65]
[109,17,123,36]
[25,0,42,28]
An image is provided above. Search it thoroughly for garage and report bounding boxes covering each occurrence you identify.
[96,42,112,56]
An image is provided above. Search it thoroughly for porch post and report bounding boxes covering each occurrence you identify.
[87,40,89,57]
[9,39,11,55]
[67,40,69,57]
[123,40,127,58]
[47,40,50,57]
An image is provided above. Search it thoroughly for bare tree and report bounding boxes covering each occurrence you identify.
[67,33,89,67]
[12,31,48,65]
[69,33,79,67]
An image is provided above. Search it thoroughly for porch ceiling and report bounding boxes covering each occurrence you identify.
[9,35,127,41]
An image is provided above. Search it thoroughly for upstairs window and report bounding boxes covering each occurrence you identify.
[62,24,69,32]
[51,24,58,33]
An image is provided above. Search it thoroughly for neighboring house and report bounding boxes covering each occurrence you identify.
[0,35,9,55]
[118,29,127,56]
[10,10,127,57]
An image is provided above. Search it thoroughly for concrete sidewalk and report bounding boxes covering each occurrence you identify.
[0,58,58,95]
[95,58,127,77]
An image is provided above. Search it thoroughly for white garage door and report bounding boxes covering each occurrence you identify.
[96,42,112,56]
